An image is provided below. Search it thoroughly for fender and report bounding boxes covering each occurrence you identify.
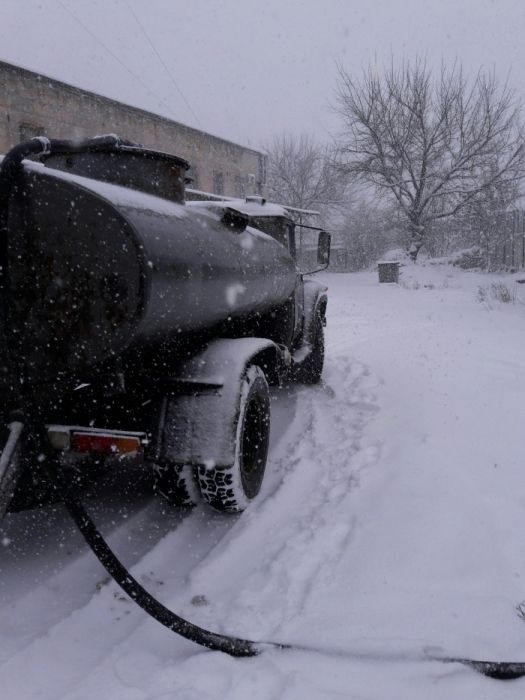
[302,278,328,343]
[147,337,286,468]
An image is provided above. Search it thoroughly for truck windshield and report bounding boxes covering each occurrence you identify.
[251,217,296,258]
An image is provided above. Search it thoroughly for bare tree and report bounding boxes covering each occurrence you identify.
[424,159,522,263]
[334,60,525,260]
[264,133,353,224]
[336,198,404,270]
[460,164,521,267]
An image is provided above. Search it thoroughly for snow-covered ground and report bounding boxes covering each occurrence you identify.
[2,262,525,699]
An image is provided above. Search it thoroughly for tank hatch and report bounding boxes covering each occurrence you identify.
[41,136,189,204]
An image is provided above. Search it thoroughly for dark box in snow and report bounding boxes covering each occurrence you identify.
[377,261,400,283]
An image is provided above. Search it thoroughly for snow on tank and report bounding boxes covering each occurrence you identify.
[187,196,299,254]
[188,195,291,219]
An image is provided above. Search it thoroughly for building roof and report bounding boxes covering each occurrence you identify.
[0,59,264,158]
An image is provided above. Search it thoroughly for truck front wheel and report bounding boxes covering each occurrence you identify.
[295,312,325,385]
[197,365,270,513]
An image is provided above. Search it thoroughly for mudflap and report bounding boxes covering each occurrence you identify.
[146,337,285,470]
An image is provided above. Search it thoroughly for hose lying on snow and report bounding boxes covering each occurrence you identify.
[64,486,525,680]
[64,495,264,657]
[3,412,525,678]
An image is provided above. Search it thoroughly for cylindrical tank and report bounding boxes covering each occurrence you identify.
[5,155,297,385]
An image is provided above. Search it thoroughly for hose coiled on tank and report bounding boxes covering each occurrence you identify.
[0,133,130,297]
[0,137,51,295]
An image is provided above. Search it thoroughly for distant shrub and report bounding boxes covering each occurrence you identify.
[451,247,486,270]
[476,286,488,304]
[490,282,513,303]
[477,282,514,304]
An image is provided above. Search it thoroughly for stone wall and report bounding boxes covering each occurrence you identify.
[0,60,266,197]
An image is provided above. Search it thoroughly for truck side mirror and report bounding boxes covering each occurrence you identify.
[317,230,331,266]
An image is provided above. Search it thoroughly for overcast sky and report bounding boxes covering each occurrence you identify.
[0,0,524,150]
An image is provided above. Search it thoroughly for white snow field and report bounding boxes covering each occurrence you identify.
[2,262,525,699]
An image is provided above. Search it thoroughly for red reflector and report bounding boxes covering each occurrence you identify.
[70,432,141,456]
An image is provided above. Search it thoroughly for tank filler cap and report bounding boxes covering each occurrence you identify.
[245,195,266,206]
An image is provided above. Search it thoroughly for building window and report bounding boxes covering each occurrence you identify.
[187,165,199,190]
[234,175,243,198]
[19,122,45,142]
[213,171,224,196]
[259,153,267,190]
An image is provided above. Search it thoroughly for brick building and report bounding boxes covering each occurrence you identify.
[0,60,266,197]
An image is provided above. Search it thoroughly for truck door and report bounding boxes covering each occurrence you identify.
[287,222,305,344]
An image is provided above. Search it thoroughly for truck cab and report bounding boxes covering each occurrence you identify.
[187,195,330,377]
[186,194,328,262]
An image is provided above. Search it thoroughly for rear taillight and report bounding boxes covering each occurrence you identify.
[70,432,141,456]
[47,426,144,457]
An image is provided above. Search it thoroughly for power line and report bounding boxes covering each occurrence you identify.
[58,0,187,126]
[125,0,202,128]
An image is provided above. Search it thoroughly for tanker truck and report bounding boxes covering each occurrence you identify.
[0,134,330,521]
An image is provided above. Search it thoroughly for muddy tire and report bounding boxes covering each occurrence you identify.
[295,312,324,385]
[197,365,270,513]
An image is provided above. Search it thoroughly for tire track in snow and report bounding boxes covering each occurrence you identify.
[0,497,186,665]
[18,355,384,700]
[167,353,382,644]
[0,500,238,699]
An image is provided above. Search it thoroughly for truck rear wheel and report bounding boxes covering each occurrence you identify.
[154,463,200,507]
[197,365,270,513]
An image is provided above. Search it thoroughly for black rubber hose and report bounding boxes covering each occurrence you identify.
[0,137,55,409]
[0,133,125,301]
[64,492,525,678]
[0,133,134,397]
[0,136,52,240]
[38,134,138,155]
[63,495,280,657]
[0,134,135,203]
[0,136,51,196]
[0,133,137,245]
